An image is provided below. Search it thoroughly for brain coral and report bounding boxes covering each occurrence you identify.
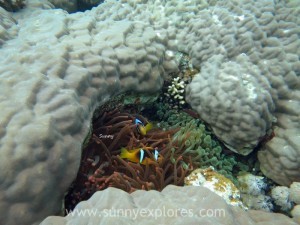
[0,0,299,224]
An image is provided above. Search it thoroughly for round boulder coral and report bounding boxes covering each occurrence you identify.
[186,54,275,155]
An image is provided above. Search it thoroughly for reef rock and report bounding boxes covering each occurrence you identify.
[40,185,298,225]
[0,0,299,224]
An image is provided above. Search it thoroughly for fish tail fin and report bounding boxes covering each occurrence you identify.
[120,147,129,158]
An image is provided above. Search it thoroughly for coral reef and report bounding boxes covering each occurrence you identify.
[0,0,299,224]
[41,185,299,225]
[270,182,300,217]
[237,173,274,212]
[185,167,244,208]
[172,119,241,180]
[143,101,254,184]
[271,186,293,212]
[149,106,252,183]
[186,54,276,155]
[0,0,25,12]
[159,52,197,109]
[292,205,300,224]
[145,100,257,182]
[0,7,17,46]
[47,0,104,12]
[77,0,103,11]
[65,108,193,211]
[258,127,300,186]
[150,103,194,128]
[174,52,198,82]
[290,182,300,205]
[238,175,300,215]
[182,0,300,184]
[163,77,186,108]
[242,194,274,212]
[47,0,77,12]
[238,173,268,196]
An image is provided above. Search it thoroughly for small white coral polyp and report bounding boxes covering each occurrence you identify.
[166,77,186,106]
[238,173,267,196]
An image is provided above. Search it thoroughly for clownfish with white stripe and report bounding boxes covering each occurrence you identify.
[134,118,153,136]
[120,147,160,165]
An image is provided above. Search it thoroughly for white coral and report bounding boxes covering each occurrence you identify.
[271,186,292,211]
[238,173,267,196]
[167,77,186,105]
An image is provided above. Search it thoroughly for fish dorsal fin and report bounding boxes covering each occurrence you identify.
[139,149,145,163]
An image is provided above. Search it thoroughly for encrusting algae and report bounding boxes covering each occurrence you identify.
[185,166,245,209]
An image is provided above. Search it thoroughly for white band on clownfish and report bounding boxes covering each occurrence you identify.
[139,149,145,163]
[154,149,159,161]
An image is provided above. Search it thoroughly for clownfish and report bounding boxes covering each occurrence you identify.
[135,118,153,136]
[120,147,160,165]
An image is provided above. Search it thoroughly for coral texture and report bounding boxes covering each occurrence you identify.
[0,7,17,45]
[258,126,300,186]
[183,0,300,184]
[47,0,77,12]
[271,186,292,211]
[237,173,274,212]
[0,0,299,224]
[0,0,25,12]
[292,205,300,224]
[290,182,300,205]
[238,173,268,196]
[41,185,298,225]
[47,0,104,12]
[184,167,244,208]
[164,77,187,108]
[186,54,275,155]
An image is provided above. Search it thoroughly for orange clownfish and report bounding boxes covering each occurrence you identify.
[135,118,153,136]
[120,147,160,165]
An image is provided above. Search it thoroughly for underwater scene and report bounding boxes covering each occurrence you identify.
[0,0,299,224]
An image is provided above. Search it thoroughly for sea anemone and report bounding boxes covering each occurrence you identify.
[65,108,194,211]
